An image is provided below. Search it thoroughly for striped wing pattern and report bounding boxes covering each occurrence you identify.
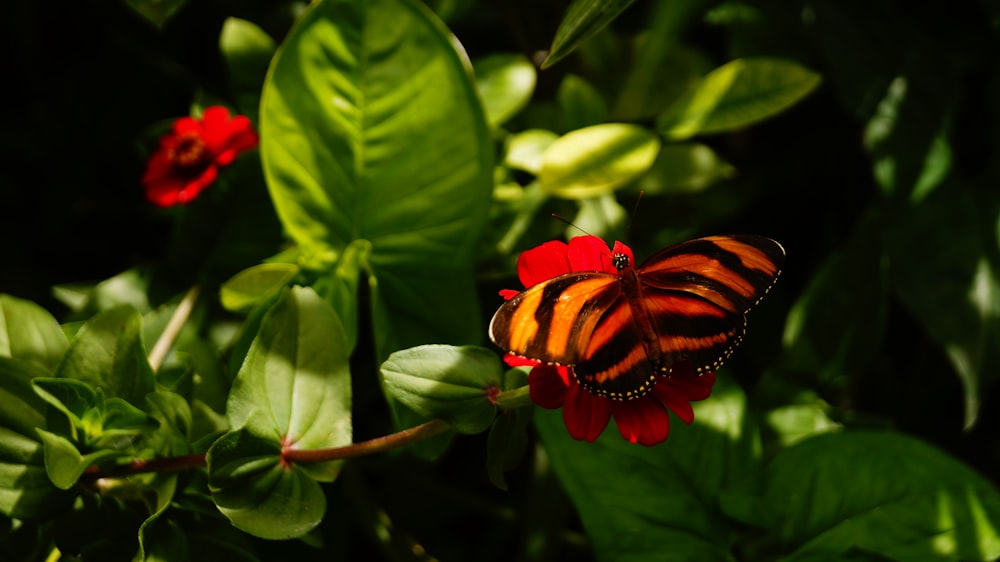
[489,235,785,401]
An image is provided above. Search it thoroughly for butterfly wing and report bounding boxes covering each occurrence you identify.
[489,271,622,365]
[636,235,785,373]
[571,297,658,400]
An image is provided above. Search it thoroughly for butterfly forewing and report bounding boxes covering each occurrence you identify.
[638,235,785,313]
[489,271,621,365]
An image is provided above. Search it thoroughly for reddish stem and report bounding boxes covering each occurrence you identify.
[80,420,451,480]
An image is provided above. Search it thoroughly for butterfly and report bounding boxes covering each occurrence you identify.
[489,235,785,400]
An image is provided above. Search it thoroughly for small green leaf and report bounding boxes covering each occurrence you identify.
[636,142,734,195]
[36,429,120,490]
[0,294,69,372]
[227,286,352,482]
[55,305,155,408]
[543,0,640,68]
[475,53,537,128]
[220,263,300,313]
[381,345,503,434]
[32,378,97,429]
[0,358,69,518]
[487,407,532,490]
[539,123,660,199]
[121,0,187,29]
[504,129,559,175]
[657,57,821,140]
[209,427,325,540]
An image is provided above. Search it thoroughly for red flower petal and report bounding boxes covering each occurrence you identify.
[562,383,611,442]
[516,240,572,288]
[498,289,520,300]
[567,236,616,273]
[528,365,570,409]
[610,397,671,445]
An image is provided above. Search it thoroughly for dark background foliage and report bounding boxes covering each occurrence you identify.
[3,0,1000,560]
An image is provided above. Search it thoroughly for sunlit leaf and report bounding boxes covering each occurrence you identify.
[539,123,660,199]
[0,294,68,373]
[220,263,300,313]
[475,53,537,128]
[657,57,821,140]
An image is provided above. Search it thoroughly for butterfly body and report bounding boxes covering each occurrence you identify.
[489,235,785,400]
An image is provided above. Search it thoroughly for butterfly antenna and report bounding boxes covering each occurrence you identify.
[551,213,595,237]
[626,191,645,236]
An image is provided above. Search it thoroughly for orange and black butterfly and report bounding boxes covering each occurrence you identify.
[489,235,785,400]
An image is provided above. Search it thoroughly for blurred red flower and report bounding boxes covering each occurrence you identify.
[500,236,716,446]
[142,106,258,207]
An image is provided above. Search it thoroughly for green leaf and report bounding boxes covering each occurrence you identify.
[0,358,69,518]
[539,123,660,199]
[758,431,1000,561]
[611,3,713,120]
[556,74,608,131]
[504,129,559,175]
[220,18,277,122]
[474,53,537,128]
[226,286,352,482]
[209,427,325,540]
[635,142,734,195]
[657,57,822,140]
[543,0,640,68]
[220,263,300,313]
[121,0,187,29]
[260,0,493,360]
[0,294,68,372]
[55,305,155,407]
[381,345,502,434]
[884,190,1000,428]
[534,374,758,561]
[779,209,888,391]
[35,428,120,490]
[486,406,531,491]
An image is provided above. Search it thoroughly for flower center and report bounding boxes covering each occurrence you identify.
[170,132,210,173]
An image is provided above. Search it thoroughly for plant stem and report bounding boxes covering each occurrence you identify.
[148,284,200,372]
[283,420,450,463]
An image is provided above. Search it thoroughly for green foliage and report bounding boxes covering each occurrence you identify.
[3,0,1000,560]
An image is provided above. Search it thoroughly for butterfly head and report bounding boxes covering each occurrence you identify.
[612,252,631,271]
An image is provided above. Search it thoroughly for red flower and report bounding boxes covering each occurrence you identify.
[142,106,259,207]
[501,236,716,446]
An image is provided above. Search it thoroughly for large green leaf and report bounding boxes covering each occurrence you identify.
[883,189,1000,428]
[0,294,68,373]
[757,431,1000,561]
[209,428,325,541]
[534,375,757,561]
[657,57,821,140]
[260,0,493,359]
[226,286,352,481]
[212,286,351,539]
[55,305,155,408]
